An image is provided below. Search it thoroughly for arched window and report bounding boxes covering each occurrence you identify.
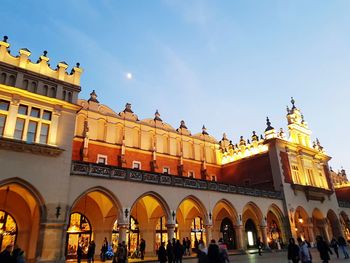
[68,92,73,103]
[191,217,205,247]
[66,212,92,259]
[49,87,56,98]
[0,210,17,251]
[8,75,16,87]
[30,82,37,93]
[63,90,66,101]
[22,80,29,90]
[0,73,6,84]
[42,85,48,96]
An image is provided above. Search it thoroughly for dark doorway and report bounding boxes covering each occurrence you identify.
[245,218,257,248]
[220,217,236,249]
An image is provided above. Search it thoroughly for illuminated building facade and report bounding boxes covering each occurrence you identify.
[0,37,350,262]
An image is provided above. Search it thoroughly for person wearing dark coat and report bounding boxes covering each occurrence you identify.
[140,238,146,260]
[0,245,15,263]
[77,243,83,263]
[207,239,220,263]
[174,240,183,263]
[330,238,339,258]
[166,240,174,263]
[338,236,349,259]
[158,242,167,263]
[316,236,332,263]
[87,240,96,263]
[287,238,300,263]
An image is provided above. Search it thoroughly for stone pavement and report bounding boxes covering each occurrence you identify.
[67,248,350,262]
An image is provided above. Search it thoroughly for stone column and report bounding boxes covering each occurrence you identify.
[204,225,213,246]
[260,225,269,248]
[166,224,175,241]
[118,224,129,243]
[234,225,244,250]
[3,96,20,138]
[307,223,315,246]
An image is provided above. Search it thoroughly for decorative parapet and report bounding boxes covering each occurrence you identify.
[0,36,82,86]
[334,182,350,189]
[70,161,283,199]
[338,201,350,208]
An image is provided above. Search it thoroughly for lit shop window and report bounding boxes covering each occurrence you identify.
[132,161,141,170]
[0,210,17,252]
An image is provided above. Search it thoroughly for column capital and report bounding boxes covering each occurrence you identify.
[118,223,129,229]
[166,223,176,229]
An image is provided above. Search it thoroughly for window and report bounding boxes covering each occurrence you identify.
[163,167,170,174]
[39,123,49,144]
[97,155,107,165]
[42,110,52,121]
[211,175,217,182]
[306,169,315,186]
[291,165,301,184]
[27,121,38,143]
[132,161,141,170]
[0,115,6,136]
[22,80,29,90]
[18,105,28,115]
[49,87,56,98]
[14,118,25,140]
[188,171,195,178]
[30,107,40,118]
[0,100,9,111]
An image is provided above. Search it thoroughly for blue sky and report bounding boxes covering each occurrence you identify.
[1,0,350,172]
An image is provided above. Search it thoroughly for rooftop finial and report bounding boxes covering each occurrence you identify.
[301,114,305,123]
[88,90,99,103]
[43,50,48,57]
[265,117,274,132]
[3,36,8,43]
[286,105,290,114]
[252,131,259,141]
[291,97,296,109]
[202,125,209,135]
[179,120,187,129]
[124,103,133,113]
[76,62,80,68]
[222,133,228,141]
[154,109,162,121]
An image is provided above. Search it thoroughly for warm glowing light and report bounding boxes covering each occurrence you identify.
[67,224,81,233]
[247,231,254,246]
[298,215,303,224]
[295,228,298,231]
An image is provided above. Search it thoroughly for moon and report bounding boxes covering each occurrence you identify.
[126,72,133,80]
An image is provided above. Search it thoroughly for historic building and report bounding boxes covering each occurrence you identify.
[0,36,350,263]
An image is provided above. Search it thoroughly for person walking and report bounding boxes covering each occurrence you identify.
[115,241,128,263]
[207,239,220,263]
[287,238,300,263]
[316,235,332,263]
[218,238,229,263]
[196,240,209,263]
[256,237,263,256]
[87,240,96,263]
[166,240,174,263]
[158,242,167,263]
[77,243,83,263]
[330,238,339,258]
[140,238,146,260]
[186,237,191,256]
[297,237,312,263]
[174,240,183,263]
[101,237,108,261]
[338,235,349,259]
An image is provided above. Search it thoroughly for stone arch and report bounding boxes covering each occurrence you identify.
[67,186,122,259]
[212,199,238,249]
[312,208,328,242]
[266,203,286,247]
[0,72,6,84]
[340,211,350,241]
[176,195,208,246]
[8,75,16,86]
[0,177,47,262]
[327,209,342,239]
[129,191,172,255]
[294,206,311,241]
[242,202,263,248]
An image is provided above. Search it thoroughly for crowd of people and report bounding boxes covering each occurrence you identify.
[0,244,26,263]
[288,235,350,263]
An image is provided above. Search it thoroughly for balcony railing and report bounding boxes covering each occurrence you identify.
[70,161,282,200]
[338,201,350,208]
